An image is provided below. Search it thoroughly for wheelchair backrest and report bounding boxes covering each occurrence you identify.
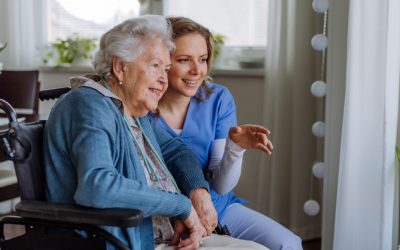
[1,99,46,201]
[0,88,71,201]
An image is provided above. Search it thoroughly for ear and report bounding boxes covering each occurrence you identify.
[112,56,125,82]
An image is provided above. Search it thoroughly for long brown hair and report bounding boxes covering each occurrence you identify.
[167,16,214,100]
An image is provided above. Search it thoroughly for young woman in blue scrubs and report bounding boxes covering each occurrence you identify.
[154,16,303,250]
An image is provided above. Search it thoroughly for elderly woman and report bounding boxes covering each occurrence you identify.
[43,15,267,250]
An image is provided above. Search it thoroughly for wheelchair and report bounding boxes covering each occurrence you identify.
[0,86,230,250]
[0,87,143,250]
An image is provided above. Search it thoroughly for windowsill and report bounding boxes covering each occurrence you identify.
[211,66,264,77]
[40,65,94,74]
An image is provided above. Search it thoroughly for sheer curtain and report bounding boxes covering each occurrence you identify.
[0,0,47,69]
[333,0,400,249]
[257,0,322,240]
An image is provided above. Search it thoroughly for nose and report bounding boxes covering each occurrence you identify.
[190,61,201,75]
[158,70,168,85]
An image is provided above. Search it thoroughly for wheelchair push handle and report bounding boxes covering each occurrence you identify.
[0,99,19,159]
[0,98,18,124]
[39,87,71,101]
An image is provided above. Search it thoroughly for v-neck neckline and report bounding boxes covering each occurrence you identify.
[161,98,194,137]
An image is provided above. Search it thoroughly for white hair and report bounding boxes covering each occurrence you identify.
[92,15,175,78]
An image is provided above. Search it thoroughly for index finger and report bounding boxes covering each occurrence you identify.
[242,124,270,135]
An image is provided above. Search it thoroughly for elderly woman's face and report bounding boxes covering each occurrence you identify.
[123,38,171,116]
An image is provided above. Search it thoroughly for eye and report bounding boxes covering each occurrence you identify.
[177,58,189,63]
[201,58,208,63]
[152,63,159,68]
[165,67,170,73]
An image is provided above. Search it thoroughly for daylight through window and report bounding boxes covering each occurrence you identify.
[164,0,268,47]
[48,0,140,42]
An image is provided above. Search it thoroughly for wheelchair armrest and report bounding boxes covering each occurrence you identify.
[15,200,143,227]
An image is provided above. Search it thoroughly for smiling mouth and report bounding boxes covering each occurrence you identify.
[150,88,162,97]
[183,79,199,87]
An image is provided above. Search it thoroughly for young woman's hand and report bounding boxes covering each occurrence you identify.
[189,188,218,235]
[229,125,274,155]
[170,205,206,249]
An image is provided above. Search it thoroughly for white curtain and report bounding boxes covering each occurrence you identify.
[0,0,47,69]
[333,0,400,249]
[258,0,322,240]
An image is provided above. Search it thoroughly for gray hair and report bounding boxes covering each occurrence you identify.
[92,15,175,78]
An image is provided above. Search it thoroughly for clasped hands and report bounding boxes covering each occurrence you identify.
[170,188,217,249]
[229,124,273,155]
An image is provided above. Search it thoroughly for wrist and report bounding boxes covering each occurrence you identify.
[226,136,246,152]
[189,188,210,200]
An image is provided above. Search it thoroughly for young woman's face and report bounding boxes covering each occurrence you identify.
[124,38,171,116]
[168,33,208,97]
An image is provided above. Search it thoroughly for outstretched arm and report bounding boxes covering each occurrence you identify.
[208,138,245,195]
[209,124,273,195]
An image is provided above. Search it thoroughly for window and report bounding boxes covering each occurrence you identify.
[46,0,267,68]
[163,0,268,47]
[48,0,268,46]
[47,0,140,42]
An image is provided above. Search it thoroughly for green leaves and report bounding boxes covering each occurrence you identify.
[212,33,226,61]
[396,146,400,162]
[0,42,7,53]
[44,34,97,67]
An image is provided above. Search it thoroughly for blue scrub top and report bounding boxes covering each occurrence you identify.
[152,83,246,218]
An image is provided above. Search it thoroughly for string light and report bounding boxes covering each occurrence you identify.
[311,34,328,51]
[304,199,321,216]
[312,0,329,13]
[312,121,325,138]
[311,80,327,97]
[312,162,325,179]
[304,1,329,217]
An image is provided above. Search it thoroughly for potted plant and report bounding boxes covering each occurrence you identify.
[212,33,225,62]
[43,34,97,67]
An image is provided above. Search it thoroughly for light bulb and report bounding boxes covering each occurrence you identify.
[312,162,324,179]
[312,121,325,138]
[312,0,329,13]
[311,34,328,51]
[311,80,327,97]
[304,199,320,216]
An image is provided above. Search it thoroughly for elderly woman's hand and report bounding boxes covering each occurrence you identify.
[229,125,274,155]
[190,188,218,235]
[170,205,206,249]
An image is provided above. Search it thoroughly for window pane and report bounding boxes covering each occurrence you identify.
[48,0,140,41]
[164,0,268,47]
